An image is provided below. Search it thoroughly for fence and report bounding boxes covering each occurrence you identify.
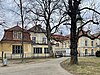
[79,53,95,57]
[0,53,50,59]
[0,53,96,60]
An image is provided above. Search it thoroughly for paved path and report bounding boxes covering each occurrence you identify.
[0,57,72,75]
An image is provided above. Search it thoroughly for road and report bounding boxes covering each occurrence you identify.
[0,57,72,75]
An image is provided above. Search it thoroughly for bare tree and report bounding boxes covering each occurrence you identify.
[26,0,67,56]
[4,0,30,62]
[19,0,24,62]
[63,0,100,65]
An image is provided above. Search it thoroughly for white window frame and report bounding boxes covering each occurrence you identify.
[42,37,46,43]
[44,48,49,54]
[33,47,42,54]
[32,37,36,43]
[12,45,22,54]
[13,31,22,39]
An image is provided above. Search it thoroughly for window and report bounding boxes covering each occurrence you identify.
[91,49,94,55]
[65,43,66,47]
[13,31,17,39]
[56,43,59,47]
[85,40,87,46]
[12,45,22,54]
[91,41,94,46]
[68,41,70,47]
[18,32,21,39]
[85,49,88,55]
[33,47,42,54]
[44,48,49,54]
[42,37,46,43]
[13,31,22,39]
[32,37,36,43]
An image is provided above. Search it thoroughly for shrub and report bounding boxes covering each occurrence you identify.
[96,51,100,57]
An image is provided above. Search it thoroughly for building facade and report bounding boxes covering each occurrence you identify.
[0,25,100,58]
[28,25,55,58]
[0,25,31,59]
[78,37,98,56]
[51,34,70,56]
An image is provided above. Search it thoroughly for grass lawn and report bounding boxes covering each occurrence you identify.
[61,57,100,75]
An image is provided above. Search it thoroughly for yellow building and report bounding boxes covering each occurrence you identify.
[0,25,99,58]
[95,37,100,51]
[51,34,70,56]
[0,25,31,59]
[78,36,98,56]
[28,25,55,58]
[51,34,100,57]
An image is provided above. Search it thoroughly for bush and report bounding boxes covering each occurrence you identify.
[96,51,100,57]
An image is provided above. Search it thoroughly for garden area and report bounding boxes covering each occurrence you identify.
[61,57,100,75]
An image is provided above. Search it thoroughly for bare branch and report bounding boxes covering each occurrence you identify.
[27,9,45,17]
[78,20,99,30]
[78,31,100,40]
[80,7,100,15]
[14,0,20,7]
[77,20,99,37]
[7,9,20,16]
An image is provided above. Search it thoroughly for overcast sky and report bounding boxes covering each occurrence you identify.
[0,0,100,40]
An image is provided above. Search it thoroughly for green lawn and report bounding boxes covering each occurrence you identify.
[61,57,100,75]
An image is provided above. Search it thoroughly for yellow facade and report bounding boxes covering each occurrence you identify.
[30,32,55,57]
[0,25,99,58]
[32,45,49,57]
[95,38,100,51]
[78,37,98,56]
[53,36,99,56]
[0,34,99,58]
[30,32,47,44]
[0,42,31,53]
[0,41,31,59]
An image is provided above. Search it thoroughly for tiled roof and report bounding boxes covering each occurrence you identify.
[1,25,31,42]
[51,34,69,42]
[7,25,22,31]
[78,31,100,39]
[93,33,100,39]
[28,25,46,33]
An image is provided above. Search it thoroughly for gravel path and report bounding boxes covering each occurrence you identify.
[0,57,72,75]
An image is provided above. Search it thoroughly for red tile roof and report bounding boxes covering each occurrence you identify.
[1,25,31,42]
[51,34,69,42]
[78,31,100,39]
[7,25,22,31]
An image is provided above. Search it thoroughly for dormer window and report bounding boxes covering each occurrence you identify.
[13,31,22,39]
[32,37,36,43]
[42,37,46,43]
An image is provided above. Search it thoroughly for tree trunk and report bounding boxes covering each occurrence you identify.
[1,43,3,63]
[47,35,54,57]
[70,21,78,64]
[47,38,53,57]
[46,19,54,57]
[68,0,79,65]
[70,10,78,65]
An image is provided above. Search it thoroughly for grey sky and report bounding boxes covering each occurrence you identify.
[0,0,100,40]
